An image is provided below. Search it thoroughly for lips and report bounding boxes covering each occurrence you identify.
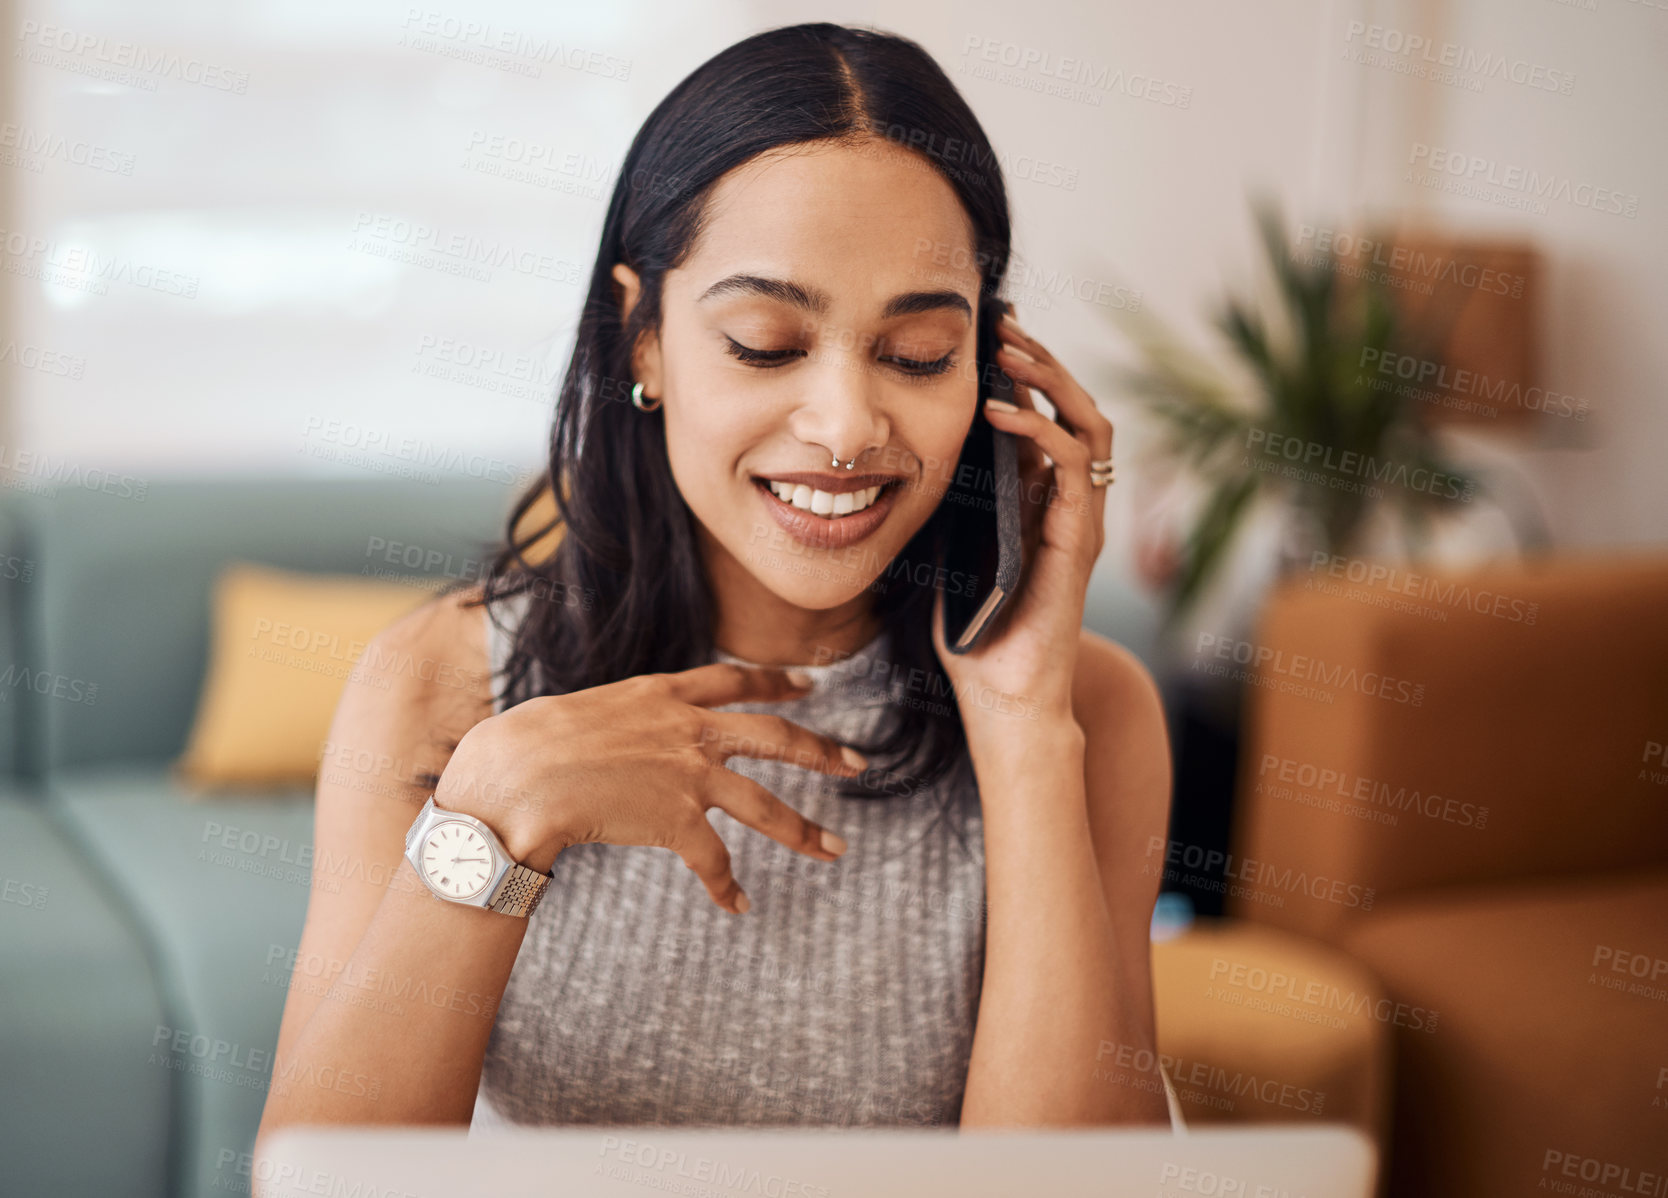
[752,476,902,550]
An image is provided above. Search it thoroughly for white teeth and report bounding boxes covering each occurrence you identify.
[764,480,887,517]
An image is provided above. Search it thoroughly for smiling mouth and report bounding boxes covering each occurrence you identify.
[752,477,904,518]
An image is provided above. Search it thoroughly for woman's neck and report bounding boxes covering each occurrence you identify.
[701,527,883,667]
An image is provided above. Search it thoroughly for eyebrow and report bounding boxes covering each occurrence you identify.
[696,273,972,321]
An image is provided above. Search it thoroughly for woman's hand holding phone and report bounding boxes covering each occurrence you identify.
[432,664,864,915]
[930,309,1115,732]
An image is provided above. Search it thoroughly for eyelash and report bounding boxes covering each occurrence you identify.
[723,336,957,377]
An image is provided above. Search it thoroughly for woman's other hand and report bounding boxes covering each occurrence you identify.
[433,663,864,914]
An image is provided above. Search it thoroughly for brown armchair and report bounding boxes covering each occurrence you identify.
[1227,551,1668,1198]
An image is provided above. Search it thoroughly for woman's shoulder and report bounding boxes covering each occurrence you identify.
[345,583,497,757]
[1070,626,1172,902]
[1070,627,1162,726]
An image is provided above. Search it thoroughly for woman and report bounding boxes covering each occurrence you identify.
[256,21,1173,1147]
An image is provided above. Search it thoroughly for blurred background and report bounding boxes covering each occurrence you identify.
[0,1,1663,1196]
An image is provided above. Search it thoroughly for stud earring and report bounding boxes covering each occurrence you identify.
[631,382,662,412]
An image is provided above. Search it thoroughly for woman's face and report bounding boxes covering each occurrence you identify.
[617,138,984,614]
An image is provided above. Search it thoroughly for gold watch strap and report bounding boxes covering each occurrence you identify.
[488,861,551,918]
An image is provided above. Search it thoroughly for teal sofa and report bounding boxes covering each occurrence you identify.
[0,475,1164,1198]
[0,477,513,1198]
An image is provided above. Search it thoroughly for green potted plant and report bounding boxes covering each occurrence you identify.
[1112,197,1480,630]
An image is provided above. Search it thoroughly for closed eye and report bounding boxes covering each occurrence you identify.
[724,336,956,377]
[881,352,956,376]
[724,337,804,367]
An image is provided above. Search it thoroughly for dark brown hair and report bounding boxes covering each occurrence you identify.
[472,22,1011,799]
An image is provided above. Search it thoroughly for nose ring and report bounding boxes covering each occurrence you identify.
[832,456,856,470]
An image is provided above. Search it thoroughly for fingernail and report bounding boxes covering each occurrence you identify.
[1001,310,1022,327]
[840,745,869,771]
[785,669,815,688]
[985,398,1020,414]
[820,828,848,855]
[734,889,751,914]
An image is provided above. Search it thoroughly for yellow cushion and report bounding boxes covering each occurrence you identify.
[174,563,431,790]
[174,479,563,791]
[1151,919,1392,1149]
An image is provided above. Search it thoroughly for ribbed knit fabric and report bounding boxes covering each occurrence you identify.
[470,591,987,1129]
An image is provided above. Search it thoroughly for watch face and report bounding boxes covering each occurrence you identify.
[419,820,496,901]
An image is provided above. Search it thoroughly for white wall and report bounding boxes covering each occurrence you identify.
[1348,0,1668,547]
[3,0,1661,568]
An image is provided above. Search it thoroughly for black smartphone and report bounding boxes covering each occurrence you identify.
[937,297,1024,655]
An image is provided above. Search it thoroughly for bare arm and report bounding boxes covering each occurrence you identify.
[958,630,1172,1126]
[254,589,522,1160]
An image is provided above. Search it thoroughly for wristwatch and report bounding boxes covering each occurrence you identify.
[403,796,552,917]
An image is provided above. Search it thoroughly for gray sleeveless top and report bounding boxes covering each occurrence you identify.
[469,592,987,1129]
